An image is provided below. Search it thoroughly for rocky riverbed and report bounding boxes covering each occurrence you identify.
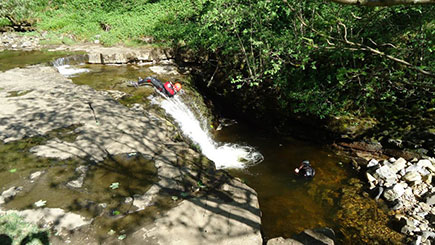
[365,157,435,244]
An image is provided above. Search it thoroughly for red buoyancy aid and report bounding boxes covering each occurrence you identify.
[164,82,176,96]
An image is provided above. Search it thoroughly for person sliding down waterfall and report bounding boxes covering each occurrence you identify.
[135,76,182,97]
[294,160,315,178]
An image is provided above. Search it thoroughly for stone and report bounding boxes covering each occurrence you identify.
[391,157,407,173]
[389,157,397,163]
[413,184,429,198]
[404,171,422,183]
[418,159,435,173]
[415,236,422,245]
[0,186,23,205]
[88,53,103,63]
[367,159,379,168]
[426,194,435,206]
[66,176,85,189]
[401,225,418,235]
[30,171,44,181]
[423,174,433,185]
[422,231,435,242]
[267,237,303,245]
[366,172,378,189]
[375,165,396,182]
[384,183,406,201]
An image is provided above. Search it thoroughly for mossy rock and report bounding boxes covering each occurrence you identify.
[326,115,377,139]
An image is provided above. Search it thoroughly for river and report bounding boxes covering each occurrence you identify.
[0,50,399,244]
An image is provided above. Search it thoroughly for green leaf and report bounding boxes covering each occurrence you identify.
[9,169,17,173]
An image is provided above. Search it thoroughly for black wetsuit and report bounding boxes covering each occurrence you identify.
[300,165,315,178]
[296,161,315,178]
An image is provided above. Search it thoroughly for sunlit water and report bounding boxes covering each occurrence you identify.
[152,95,264,169]
[52,56,89,77]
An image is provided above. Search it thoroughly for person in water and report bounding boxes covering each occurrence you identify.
[294,160,315,178]
[137,76,182,97]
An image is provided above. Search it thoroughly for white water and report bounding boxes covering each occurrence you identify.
[153,95,264,169]
[53,56,89,77]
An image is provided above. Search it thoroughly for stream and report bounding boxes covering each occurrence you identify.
[0,50,398,244]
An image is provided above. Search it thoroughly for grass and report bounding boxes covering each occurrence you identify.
[33,0,183,47]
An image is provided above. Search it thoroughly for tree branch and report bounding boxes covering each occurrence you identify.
[329,0,435,6]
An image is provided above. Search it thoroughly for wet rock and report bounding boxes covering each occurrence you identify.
[30,171,45,181]
[0,186,23,205]
[66,165,88,188]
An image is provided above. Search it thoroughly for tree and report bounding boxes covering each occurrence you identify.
[329,0,435,7]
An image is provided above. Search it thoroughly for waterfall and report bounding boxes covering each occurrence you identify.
[52,55,89,77]
[152,94,264,169]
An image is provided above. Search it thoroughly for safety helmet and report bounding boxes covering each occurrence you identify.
[174,82,182,92]
[302,160,310,166]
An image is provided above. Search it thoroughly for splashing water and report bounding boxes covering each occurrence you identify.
[52,55,89,77]
[152,95,264,169]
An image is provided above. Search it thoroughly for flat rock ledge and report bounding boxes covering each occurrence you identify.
[365,157,435,244]
[0,65,262,244]
[0,32,175,65]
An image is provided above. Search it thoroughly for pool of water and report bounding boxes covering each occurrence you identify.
[215,122,356,240]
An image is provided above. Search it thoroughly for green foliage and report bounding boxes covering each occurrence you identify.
[0,0,46,25]
[0,213,49,245]
[7,0,434,123]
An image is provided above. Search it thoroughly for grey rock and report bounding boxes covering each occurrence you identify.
[391,157,407,173]
[30,171,45,181]
[422,231,435,242]
[401,224,418,235]
[384,183,406,201]
[366,172,378,189]
[0,186,23,205]
[389,157,397,163]
[267,237,303,245]
[404,171,422,183]
[415,235,422,245]
[367,159,379,168]
[426,194,435,206]
[375,165,397,183]
[418,159,435,173]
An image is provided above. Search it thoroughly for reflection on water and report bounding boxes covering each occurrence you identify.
[216,122,355,239]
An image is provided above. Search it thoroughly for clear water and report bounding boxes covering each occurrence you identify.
[215,122,354,239]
